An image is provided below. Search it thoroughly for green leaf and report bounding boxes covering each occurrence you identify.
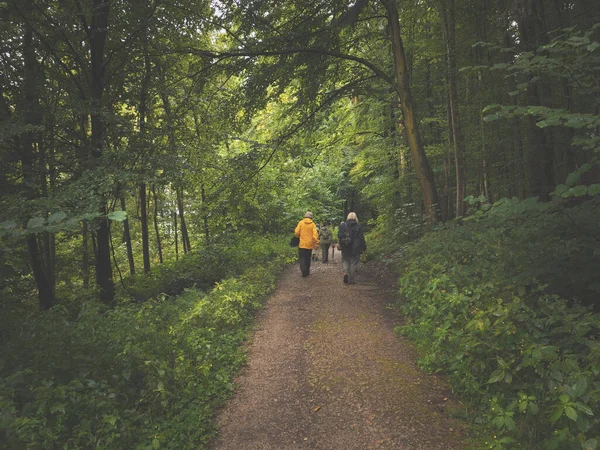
[490,63,508,70]
[565,406,578,421]
[562,185,589,198]
[550,408,564,423]
[26,217,46,231]
[82,212,102,221]
[108,210,127,222]
[587,41,600,52]
[582,438,598,450]
[0,220,17,230]
[588,184,600,196]
[575,402,594,416]
[153,438,160,449]
[551,184,568,196]
[48,212,67,224]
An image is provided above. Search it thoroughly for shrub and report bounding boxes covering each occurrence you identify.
[0,234,292,449]
[395,198,600,449]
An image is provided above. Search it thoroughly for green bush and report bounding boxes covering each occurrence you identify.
[0,234,292,449]
[395,198,600,449]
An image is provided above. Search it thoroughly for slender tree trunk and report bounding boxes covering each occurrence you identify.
[439,0,466,217]
[39,140,56,290]
[82,222,90,288]
[173,210,179,261]
[140,182,150,272]
[90,0,113,303]
[152,184,163,264]
[382,0,441,224]
[138,22,154,272]
[517,0,555,200]
[177,188,191,253]
[120,193,135,275]
[201,184,210,247]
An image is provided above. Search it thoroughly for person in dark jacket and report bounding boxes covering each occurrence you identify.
[338,212,367,284]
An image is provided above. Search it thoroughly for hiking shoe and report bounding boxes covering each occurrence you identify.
[343,274,348,283]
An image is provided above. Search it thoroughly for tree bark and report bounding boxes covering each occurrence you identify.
[120,193,135,275]
[517,0,555,201]
[173,210,179,261]
[140,182,150,272]
[382,0,441,224]
[21,25,55,310]
[89,0,114,303]
[439,0,466,217]
[152,184,164,264]
[177,188,191,253]
[201,183,210,247]
[82,222,90,288]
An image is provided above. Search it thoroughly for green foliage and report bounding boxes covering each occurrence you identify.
[394,197,600,449]
[0,234,291,449]
[475,24,600,155]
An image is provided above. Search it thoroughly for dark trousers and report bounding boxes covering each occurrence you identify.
[299,248,312,276]
[321,244,330,262]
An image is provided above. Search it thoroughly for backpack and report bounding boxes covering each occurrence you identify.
[339,223,352,248]
[320,227,332,244]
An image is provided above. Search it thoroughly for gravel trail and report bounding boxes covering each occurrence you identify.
[209,257,470,450]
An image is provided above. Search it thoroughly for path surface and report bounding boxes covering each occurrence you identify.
[209,256,470,450]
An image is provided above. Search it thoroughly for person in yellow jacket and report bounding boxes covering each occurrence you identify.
[294,211,319,277]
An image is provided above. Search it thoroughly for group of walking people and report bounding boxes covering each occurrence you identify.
[294,211,366,284]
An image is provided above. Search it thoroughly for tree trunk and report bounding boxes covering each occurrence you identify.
[120,193,135,275]
[201,183,210,247]
[439,0,466,217]
[382,0,441,224]
[517,0,555,200]
[177,189,191,253]
[82,222,90,288]
[152,184,164,264]
[140,182,150,272]
[90,0,113,303]
[21,26,55,310]
[173,210,179,261]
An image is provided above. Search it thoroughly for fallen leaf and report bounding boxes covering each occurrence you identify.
[313,406,321,412]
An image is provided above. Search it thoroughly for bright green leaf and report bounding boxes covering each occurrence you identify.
[565,406,578,421]
[108,210,127,221]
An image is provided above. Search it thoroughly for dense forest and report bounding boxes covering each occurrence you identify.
[1,0,599,449]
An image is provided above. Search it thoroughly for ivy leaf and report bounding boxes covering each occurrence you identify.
[108,210,127,222]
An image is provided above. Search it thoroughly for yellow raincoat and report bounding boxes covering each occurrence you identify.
[294,218,319,250]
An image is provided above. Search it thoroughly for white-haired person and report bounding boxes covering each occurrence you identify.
[338,212,367,284]
[294,211,319,277]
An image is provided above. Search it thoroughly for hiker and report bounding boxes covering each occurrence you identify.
[338,212,367,284]
[318,220,333,263]
[294,211,319,277]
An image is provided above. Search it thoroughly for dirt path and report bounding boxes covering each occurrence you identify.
[209,256,470,449]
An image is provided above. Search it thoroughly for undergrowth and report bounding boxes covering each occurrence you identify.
[391,197,600,449]
[0,234,295,449]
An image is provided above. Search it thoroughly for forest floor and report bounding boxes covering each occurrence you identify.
[208,252,475,450]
